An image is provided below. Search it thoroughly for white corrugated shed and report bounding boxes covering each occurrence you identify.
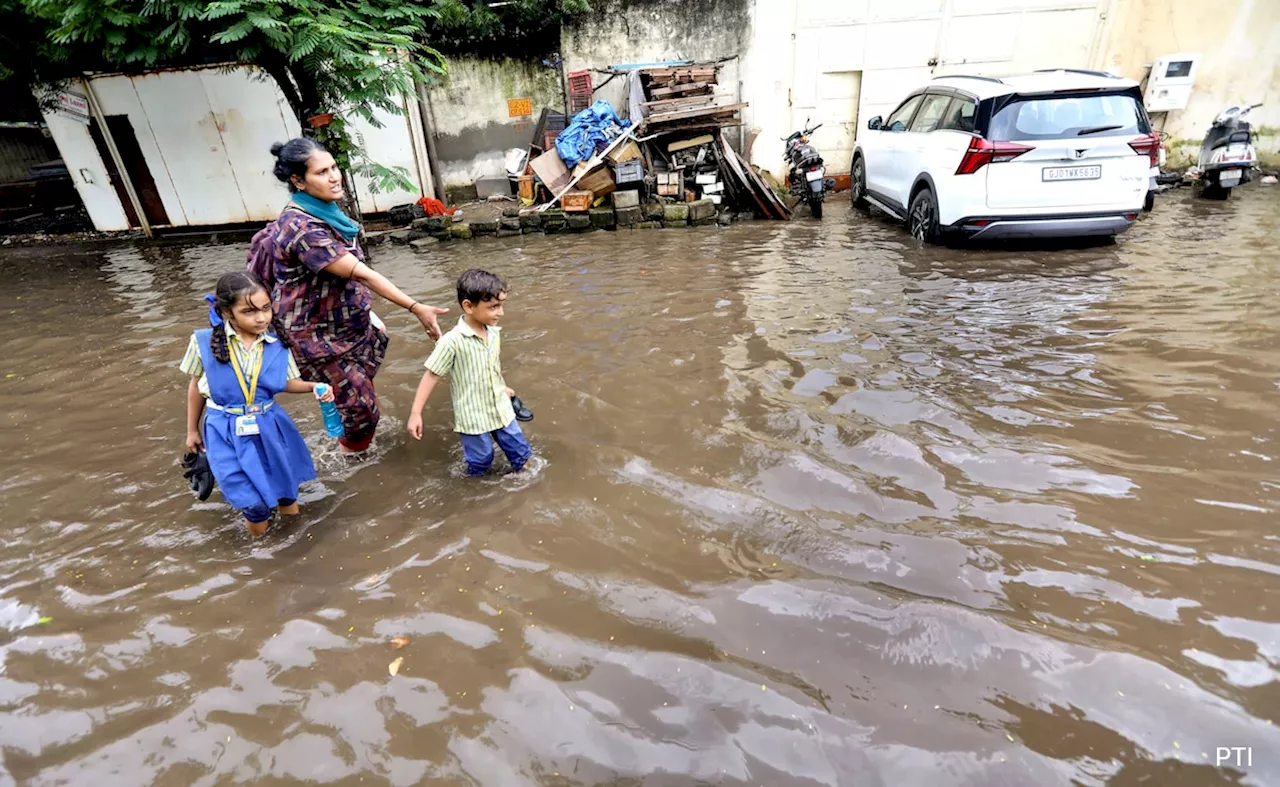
[41,65,434,232]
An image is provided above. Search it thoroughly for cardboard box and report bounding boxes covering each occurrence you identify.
[607,140,642,165]
[530,149,571,194]
[577,165,616,199]
[560,190,594,212]
[656,171,683,197]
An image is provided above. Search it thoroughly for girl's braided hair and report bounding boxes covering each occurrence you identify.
[208,271,293,364]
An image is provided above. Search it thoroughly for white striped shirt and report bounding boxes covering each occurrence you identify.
[425,317,516,435]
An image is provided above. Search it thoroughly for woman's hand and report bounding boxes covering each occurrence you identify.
[314,384,335,403]
[330,255,450,340]
[186,429,204,454]
[407,413,424,441]
[505,386,516,398]
[410,303,449,340]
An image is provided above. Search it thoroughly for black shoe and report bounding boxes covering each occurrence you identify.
[181,451,215,501]
[511,395,534,422]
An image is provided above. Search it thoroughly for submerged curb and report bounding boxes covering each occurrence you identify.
[369,199,755,249]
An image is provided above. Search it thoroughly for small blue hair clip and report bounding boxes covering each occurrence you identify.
[204,294,223,327]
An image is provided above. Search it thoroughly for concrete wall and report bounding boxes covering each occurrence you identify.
[425,56,565,195]
[1097,0,1280,167]
[561,0,750,128]
[420,1,751,195]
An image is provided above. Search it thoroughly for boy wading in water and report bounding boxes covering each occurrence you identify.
[407,269,532,475]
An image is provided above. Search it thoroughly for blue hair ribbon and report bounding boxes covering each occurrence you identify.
[204,294,224,328]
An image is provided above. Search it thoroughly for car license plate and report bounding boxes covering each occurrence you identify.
[1043,165,1102,182]
[1219,169,1242,185]
[805,169,825,182]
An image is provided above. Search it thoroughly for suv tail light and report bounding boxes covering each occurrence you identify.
[1129,133,1160,166]
[956,138,1033,175]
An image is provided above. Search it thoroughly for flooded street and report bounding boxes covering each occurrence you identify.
[1,188,1278,785]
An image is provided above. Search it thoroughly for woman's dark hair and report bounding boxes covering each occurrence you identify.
[457,269,507,306]
[209,271,293,364]
[270,138,327,192]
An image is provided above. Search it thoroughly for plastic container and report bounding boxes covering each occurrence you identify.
[567,70,593,97]
[314,384,344,438]
[615,159,644,185]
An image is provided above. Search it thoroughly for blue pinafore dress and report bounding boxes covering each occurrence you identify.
[194,329,316,517]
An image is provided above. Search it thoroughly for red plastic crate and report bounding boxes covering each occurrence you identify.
[567,70,592,97]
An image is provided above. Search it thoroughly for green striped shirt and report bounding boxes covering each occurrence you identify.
[425,317,515,435]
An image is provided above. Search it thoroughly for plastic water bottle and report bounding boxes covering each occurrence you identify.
[314,384,344,438]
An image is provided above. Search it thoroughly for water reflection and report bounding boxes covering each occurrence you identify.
[0,190,1277,785]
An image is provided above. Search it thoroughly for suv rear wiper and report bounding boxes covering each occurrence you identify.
[1077,124,1123,136]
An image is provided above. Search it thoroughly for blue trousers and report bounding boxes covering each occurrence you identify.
[460,420,532,476]
[243,498,295,523]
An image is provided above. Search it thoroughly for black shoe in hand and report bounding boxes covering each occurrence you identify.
[511,395,534,422]
[181,451,215,501]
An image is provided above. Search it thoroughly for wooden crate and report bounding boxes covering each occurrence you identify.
[560,190,594,212]
[518,175,535,202]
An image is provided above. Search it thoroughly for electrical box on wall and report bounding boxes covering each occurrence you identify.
[1144,53,1200,112]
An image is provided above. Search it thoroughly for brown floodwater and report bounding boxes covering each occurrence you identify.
[1,189,1278,786]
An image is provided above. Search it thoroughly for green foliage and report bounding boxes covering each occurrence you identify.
[427,0,591,56]
[19,0,447,176]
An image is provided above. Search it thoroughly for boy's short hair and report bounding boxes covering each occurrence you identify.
[456,269,507,306]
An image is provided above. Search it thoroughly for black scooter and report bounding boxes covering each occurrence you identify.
[785,121,835,218]
[1196,103,1261,200]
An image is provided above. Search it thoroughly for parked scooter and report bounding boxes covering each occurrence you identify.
[785,121,835,218]
[1196,103,1261,200]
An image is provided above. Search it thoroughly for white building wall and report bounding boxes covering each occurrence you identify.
[746,0,1109,177]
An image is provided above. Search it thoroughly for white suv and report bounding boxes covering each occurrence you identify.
[850,70,1159,243]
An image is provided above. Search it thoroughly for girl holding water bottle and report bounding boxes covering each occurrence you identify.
[180,271,335,536]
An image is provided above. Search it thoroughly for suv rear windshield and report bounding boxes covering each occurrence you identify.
[988,92,1147,141]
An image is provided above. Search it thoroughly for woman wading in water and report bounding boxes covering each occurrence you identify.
[247,138,448,453]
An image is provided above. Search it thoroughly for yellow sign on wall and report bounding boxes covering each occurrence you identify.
[507,98,533,118]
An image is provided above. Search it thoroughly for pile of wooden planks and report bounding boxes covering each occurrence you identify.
[714,131,790,220]
[639,64,744,133]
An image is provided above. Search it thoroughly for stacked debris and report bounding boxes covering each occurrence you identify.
[637,65,747,134]
[517,61,788,222]
[630,62,788,219]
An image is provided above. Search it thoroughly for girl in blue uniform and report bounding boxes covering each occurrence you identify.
[180,271,333,536]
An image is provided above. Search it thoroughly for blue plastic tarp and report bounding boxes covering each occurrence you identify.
[555,100,631,169]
